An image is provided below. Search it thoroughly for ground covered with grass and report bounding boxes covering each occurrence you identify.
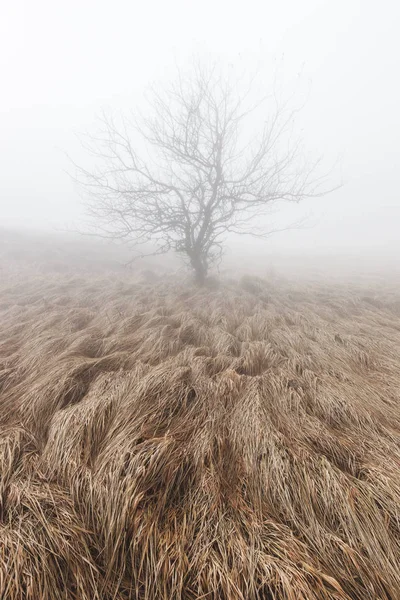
[1,238,400,599]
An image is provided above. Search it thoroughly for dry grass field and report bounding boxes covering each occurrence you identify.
[1,231,400,599]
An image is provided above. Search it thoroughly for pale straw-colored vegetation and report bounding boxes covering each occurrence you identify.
[1,233,400,599]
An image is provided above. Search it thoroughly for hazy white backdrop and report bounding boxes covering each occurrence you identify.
[1,0,399,257]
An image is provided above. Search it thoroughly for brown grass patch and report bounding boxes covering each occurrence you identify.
[1,260,400,598]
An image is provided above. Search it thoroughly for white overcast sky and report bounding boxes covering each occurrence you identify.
[1,0,399,254]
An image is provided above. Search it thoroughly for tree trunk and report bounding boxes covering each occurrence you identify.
[190,252,207,285]
[194,266,206,285]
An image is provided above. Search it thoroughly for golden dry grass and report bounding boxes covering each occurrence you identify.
[1,240,400,599]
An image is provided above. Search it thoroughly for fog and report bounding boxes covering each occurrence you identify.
[1,0,399,260]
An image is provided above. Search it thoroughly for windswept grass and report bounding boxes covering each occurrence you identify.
[1,252,400,599]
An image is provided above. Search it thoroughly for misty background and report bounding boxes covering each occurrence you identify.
[1,0,399,262]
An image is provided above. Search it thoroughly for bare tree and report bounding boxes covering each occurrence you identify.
[74,65,331,284]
